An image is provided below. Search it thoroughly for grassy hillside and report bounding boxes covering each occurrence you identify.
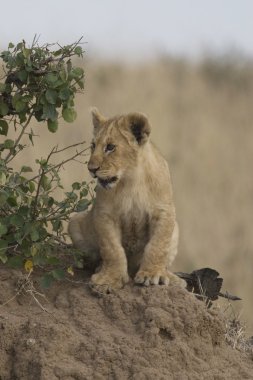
[2,55,253,332]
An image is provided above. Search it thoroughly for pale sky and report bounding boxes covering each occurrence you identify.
[1,0,253,60]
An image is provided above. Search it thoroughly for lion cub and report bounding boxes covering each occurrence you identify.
[68,108,183,291]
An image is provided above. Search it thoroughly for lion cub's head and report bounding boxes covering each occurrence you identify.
[88,108,151,189]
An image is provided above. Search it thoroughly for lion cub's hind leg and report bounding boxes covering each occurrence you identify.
[68,211,100,268]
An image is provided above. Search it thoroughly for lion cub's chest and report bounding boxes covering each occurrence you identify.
[115,183,150,223]
[115,187,151,252]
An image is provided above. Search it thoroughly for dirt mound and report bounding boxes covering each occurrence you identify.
[0,267,252,380]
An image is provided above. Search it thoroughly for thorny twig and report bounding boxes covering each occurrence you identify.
[0,270,50,313]
[25,143,89,185]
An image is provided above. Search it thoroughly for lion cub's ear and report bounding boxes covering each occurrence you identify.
[127,113,151,145]
[91,107,107,133]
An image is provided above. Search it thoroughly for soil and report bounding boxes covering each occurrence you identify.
[0,266,253,380]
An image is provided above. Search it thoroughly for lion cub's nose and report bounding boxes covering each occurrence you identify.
[88,164,100,176]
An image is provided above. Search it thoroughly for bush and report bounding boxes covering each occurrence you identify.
[0,38,90,287]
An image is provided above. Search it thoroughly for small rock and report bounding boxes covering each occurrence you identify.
[26,338,36,347]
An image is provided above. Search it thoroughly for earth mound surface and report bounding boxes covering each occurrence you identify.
[0,266,252,380]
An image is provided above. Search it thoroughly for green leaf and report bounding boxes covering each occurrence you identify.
[37,158,47,167]
[0,100,9,116]
[12,93,27,112]
[42,103,58,121]
[8,42,14,49]
[41,175,51,191]
[40,273,54,289]
[65,191,78,201]
[34,111,43,123]
[0,120,8,135]
[21,165,33,173]
[53,48,63,57]
[51,219,62,232]
[0,172,6,185]
[76,79,84,90]
[29,130,35,144]
[12,93,21,108]
[45,73,58,84]
[16,52,24,65]
[14,231,22,245]
[80,188,88,197]
[46,257,60,265]
[50,79,64,89]
[72,182,81,190]
[1,51,11,63]
[47,119,58,133]
[71,67,84,78]
[59,88,71,101]
[52,268,65,280]
[8,256,23,268]
[10,214,24,227]
[22,48,31,59]
[0,239,8,256]
[47,197,54,207]
[4,139,14,149]
[30,228,40,242]
[74,46,83,56]
[59,69,67,81]
[22,95,32,103]
[66,60,72,73]
[19,112,27,123]
[0,83,6,92]
[33,251,48,266]
[0,190,8,206]
[76,198,90,212]
[18,205,30,217]
[14,99,27,112]
[7,196,18,207]
[0,223,7,237]
[28,181,35,193]
[62,107,77,123]
[30,244,37,257]
[38,227,47,241]
[0,253,8,264]
[16,70,28,83]
[45,89,58,104]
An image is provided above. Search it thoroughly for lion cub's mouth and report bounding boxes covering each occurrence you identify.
[98,176,118,189]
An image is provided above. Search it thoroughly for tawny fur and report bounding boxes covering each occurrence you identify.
[68,108,184,291]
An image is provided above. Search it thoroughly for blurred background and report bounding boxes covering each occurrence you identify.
[1,1,253,332]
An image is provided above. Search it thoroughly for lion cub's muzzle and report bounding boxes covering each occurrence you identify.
[88,162,119,189]
[88,164,100,178]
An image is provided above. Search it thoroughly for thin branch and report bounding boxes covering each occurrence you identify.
[4,113,34,163]
[25,145,90,185]
[32,167,45,219]
[40,209,78,222]
[31,144,59,218]
[50,140,86,155]
[47,233,72,247]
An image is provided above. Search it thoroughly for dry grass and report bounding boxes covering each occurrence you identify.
[0,270,49,312]
[224,302,253,353]
[2,54,253,332]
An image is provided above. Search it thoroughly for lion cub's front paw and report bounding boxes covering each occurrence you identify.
[90,269,129,293]
[135,269,186,287]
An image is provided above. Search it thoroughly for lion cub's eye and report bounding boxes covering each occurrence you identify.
[91,142,96,151]
[105,143,116,153]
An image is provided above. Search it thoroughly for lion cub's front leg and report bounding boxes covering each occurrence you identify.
[135,212,185,288]
[90,216,129,292]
